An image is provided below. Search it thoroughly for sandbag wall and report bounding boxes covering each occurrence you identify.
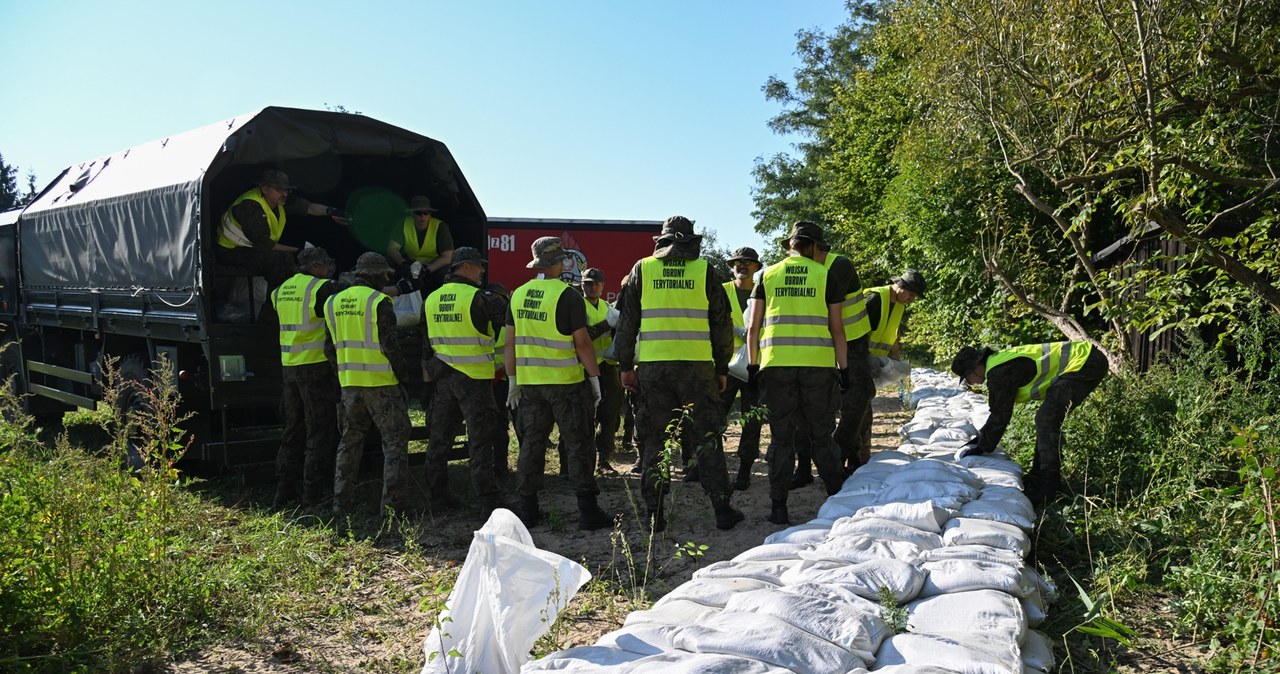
[524,368,1056,674]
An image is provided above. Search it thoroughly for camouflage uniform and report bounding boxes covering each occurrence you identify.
[635,362,732,509]
[761,367,843,499]
[333,386,411,513]
[831,336,875,467]
[424,361,501,504]
[276,362,340,504]
[594,360,623,468]
[515,381,598,498]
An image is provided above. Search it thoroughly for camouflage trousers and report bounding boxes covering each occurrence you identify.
[761,366,842,500]
[1030,347,1109,503]
[333,385,411,514]
[594,362,624,466]
[426,366,500,500]
[635,362,732,511]
[275,362,340,504]
[832,344,875,468]
[515,381,598,498]
[718,374,762,467]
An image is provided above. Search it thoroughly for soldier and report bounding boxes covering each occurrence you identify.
[482,282,514,477]
[324,252,413,516]
[951,341,1108,507]
[854,269,926,457]
[504,237,613,530]
[581,267,623,475]
[615,215,744,532]
[387,195,455,294]
[791,233,874,486]
[748,221,850,525]
[720,246,764,491]
[422,247,504,516]
[270,246,342,508]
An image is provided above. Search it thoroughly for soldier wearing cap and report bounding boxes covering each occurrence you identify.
[580,267,624,475]
[951,341,1108,507]
[748,221,850,525]
[217,169,349,289]
[847,269,928,462]
[615,216,744,532]
[324,251,413,515]
[388,195,455,294]
[269,246,343,507]
[504,237,614,530]
[421,247,505,516]
[720,246,765,490]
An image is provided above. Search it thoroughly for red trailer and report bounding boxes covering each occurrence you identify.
[486,218,662,302]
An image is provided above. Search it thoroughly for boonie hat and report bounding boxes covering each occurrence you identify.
[726,247,761,266]
[256,169,296,189]
[406,195,436,213]
[779,220,827,248]
[950,346,984,384]
[296,246,334,270]
[893,269,927,298]
[582,268,604,283]
[352,251,394,276]
[527,236,571,268]
[653,215,702,244]
[450,246,487,269]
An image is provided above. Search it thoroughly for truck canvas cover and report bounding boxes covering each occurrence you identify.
[18,106,486,292]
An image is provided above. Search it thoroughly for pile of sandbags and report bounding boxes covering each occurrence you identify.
[523,368,1055,674]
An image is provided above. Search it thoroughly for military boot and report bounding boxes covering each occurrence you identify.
[646,507,667,533]
[766,498,790,525]
[515,495,542,527]
[576,494,615,531]
[732,460,752,491]
[477,493,502,520]
[713,501,745,530]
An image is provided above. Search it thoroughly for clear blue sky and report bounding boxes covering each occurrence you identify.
[0,0,849,252]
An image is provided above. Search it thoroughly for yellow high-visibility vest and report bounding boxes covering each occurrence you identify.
[324,285,397,387]
[402,215,441,263]
[759,256,834,368]
[271,273,328,366]
[425,282,495,380]
[865,285,903,357]
[494,327,507,372]
[585,297,615,365]
[987,341,1094,403]
[511,278,584,385]
[218,188,285,249]
[637,257,711,363]
[822,253,871,340]
[723,280,746,350]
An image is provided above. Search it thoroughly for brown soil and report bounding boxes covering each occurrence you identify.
[162,394,1211,673]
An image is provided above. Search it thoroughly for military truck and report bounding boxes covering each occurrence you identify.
[0,106,486,469]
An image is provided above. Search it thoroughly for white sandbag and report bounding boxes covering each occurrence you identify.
[829,517,945,550]
[393,289,424,326]
[882,459,984,489]
[874,632,1023,674]
[1021,629,1056,673]
[692,558,798,584]
[942,518,1031,558]
[423,509,591,674]
[906,590,1028,645]
[521,645,644,672]
[918,544,1025,566]
[875,481,979,508]
[960,492,1036,531]
[927,427,973,447]
[1022,595,1047,627]
[675,611,869,674]
[624,598,721,627]
[1022,567,1057,604]
[732,543,810,563]
[818,492,880,519]
[870,666,965,674]
[873,356,912,388]
[782,581,887,614]
[654,577,778,609]
[596,624,682,656]
[918,559,1036,599]
[836,473,891,496]
[722,587,891,664]
[867,450,919,465]
[957,454,1025,478]
[621,652,793,674]
[797,534,924,565]
[964,466,1024,490]
[763,520,833,545]
[851,501,954,533]
[783,557,924,603]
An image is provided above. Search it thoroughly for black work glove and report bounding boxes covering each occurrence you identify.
[395,278,415,296]
[838,367,850,392]
[325,207,353,225]
[746,364,760,386]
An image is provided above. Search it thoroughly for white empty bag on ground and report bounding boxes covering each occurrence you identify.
[675,611,869,674]
[829,517,946,550]
[918,559,1036,598]
[851,501,955,533]
[722,587,891,664]
[874,632,1023,674]
[942,518,1031,558]
[1021,629,1056,673]
[423,509,591,674]
[905,590,1028,645]
[393,290,424,327]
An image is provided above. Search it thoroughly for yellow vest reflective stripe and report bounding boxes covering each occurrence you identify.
[822,253,871,339]
[987,341,1094,403]
[723,281,746,350]
[638,257,712,362]
[512,279,584,385]
[425,282,495,380]
[271,273,328,366]
[759,256,835,368]
[402,215,441,263]
[865,285,903,357]
[324,286,397,387]
[585,297,615,364]
[218,188,285,249]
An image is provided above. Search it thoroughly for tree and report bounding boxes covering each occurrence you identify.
[0,152,31,212]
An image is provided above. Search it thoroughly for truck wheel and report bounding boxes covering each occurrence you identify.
[117,354,152,470]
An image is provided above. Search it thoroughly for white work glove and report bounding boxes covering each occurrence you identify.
[588,375,602,409]
[410,260,425,280]
[733,325,748,339]
[506,374,522,411]
[605,304,620,329]
[954,439,982,461]
[867,355,884,379]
